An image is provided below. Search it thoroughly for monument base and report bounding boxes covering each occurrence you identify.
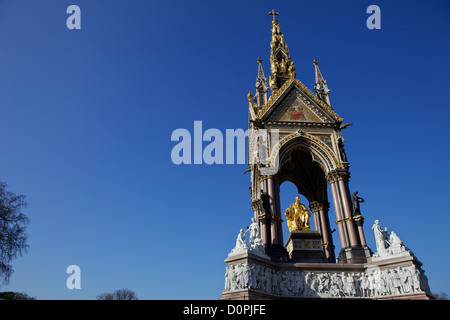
[220,289,278,300]
[265,244,290,262]
[285,230,328,263]
[221,250,433,300]
[337,245,372,264]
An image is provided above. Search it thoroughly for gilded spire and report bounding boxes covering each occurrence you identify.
[268,11,296,93]
[313,59,331,106]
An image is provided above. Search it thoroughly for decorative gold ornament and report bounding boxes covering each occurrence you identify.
[247,91,253,103]
[284,196,311,232]
[268,9,279,20]
[266,11,296,93]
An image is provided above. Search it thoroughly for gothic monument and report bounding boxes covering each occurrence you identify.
[221,11,432,300]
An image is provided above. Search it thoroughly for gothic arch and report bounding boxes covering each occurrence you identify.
[276,149,328,204]
[271,131,340,176]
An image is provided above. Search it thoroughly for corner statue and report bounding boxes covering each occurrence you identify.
[351,191,364,217]
[285,196,311,232]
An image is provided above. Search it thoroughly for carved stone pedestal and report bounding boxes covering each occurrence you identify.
[220,250,433,300]
[337,245,372,264]
[285,231,328,263]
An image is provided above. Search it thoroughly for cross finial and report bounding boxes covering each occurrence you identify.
[313,59,318,66]
[268,10,279,21]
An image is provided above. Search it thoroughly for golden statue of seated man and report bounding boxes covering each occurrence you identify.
[285,196,311,232]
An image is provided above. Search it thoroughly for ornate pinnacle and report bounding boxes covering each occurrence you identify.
[255,58,268,107]
[314,60,332,106]
[267,11,295,91]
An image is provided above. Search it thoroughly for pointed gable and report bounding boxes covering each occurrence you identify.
[275,97,323,122]
[257,79,342,124]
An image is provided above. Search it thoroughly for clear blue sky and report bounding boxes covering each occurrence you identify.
[0,0,449,299]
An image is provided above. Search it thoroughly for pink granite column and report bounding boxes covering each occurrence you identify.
[268,177,279,246]
[310,202,321,234]
[330,181,348,249]
[311,201,334,261]
[358,224,367,246]
[319,205,335,261]
[354,216,367,247]
[259,179,271,246]
[274,178,284,246]
[338,179,359,247]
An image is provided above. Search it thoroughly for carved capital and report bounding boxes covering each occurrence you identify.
[251,200,261,211]
[309,201,330,213]
[326,169,350,184]
[260,174,276,181]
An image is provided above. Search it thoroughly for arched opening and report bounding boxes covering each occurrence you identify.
[272,142,336,262]
[276,148,328,205]
[279,180,315,244]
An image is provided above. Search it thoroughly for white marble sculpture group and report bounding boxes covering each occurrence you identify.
[229,217,268,258]
[225,219,431,298]
[371,220,411,258]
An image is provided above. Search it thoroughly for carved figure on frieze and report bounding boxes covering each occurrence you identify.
[360,274,369,297]
[223,261,431,298]
[264,267,271,293]
[241,263,250,289]
[399,266,411,294]
[224,265,233,291]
